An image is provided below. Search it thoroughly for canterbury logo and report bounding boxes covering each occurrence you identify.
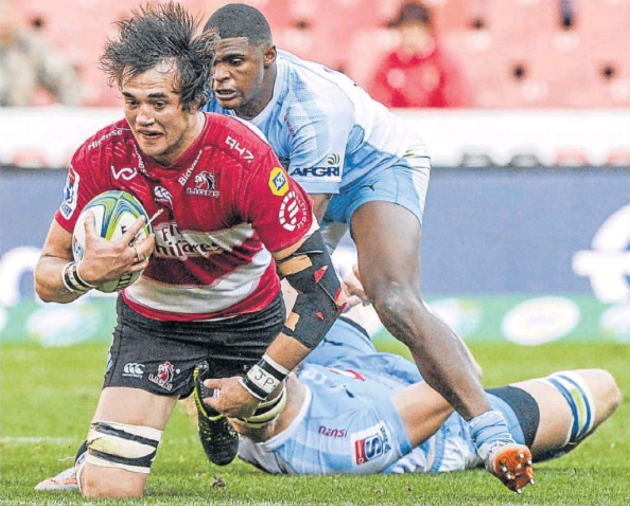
[122,362,145,377]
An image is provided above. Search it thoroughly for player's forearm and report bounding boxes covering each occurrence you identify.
[264,333,311,373]
[239,230,345,402]
[34,255,85,303]
[275,230,346,346]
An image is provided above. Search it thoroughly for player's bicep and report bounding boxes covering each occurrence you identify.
[245,161,316,253]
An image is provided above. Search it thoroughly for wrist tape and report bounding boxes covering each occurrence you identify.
[239,354,290,401]
[62,261,96,293]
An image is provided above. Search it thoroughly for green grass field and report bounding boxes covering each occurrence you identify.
[1,340,628,506]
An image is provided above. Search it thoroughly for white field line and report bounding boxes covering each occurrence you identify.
[0,436,76,445]
[0,435,198,445]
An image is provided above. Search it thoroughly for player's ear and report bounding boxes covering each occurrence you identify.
[262,44,277,68]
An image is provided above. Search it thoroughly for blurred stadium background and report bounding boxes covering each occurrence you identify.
[1,0,628,348]
[1,1,629,504]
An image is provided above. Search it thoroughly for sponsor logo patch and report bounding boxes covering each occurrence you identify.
[327,153,341,165]
[290,154,341,179]
[111,165,137,181]
[122,362,145,379]
[177,150,203,186]
[148,361,179,392]
[154,185,173,207]
[105,351,113,374]
[318,425,348,438]
[87,128,123,150]
[351,423,392,466]
[154,222,226,259]
[290,166,340,178]
[269,167,289,196]
[59,167,79,219]
[278,191,308,231]
[225,135,254,162]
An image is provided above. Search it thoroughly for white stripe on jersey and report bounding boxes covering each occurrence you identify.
[124,248,272,315]
[152,221,255,259]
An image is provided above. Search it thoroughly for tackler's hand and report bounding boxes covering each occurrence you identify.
[203,376,260,419]
[341,263,370,310]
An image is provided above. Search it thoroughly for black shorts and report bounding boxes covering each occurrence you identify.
[103,295,285,398]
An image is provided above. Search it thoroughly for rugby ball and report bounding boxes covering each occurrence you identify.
[72,190,152,293]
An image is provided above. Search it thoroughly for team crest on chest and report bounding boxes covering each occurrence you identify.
[186,170,220,198]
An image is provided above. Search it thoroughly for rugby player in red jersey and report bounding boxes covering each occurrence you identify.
[33,3,344,498]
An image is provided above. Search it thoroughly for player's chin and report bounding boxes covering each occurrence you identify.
[136,136,165,155]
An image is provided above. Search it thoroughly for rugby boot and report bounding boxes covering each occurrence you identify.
[35,465,78,492]
[486,443,534,493]
[193,362,239,466]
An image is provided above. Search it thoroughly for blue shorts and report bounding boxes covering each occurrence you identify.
[320,143,431,249]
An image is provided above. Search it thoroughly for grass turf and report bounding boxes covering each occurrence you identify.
[1,341,628,505]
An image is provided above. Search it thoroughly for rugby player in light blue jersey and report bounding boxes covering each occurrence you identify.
[200,3,533,488]
[227,317,619,493]
[36,316,620,493]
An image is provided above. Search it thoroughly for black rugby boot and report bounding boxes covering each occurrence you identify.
[193,362,239,466]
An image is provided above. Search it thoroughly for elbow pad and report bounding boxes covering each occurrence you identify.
[276,230,346,349]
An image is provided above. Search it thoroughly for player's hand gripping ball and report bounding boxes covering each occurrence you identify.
[72,190,152,292]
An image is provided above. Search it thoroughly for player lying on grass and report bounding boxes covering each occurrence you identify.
[218,317,619,492]
[36,314,620,494]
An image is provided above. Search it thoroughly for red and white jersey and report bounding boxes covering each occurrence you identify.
[55,113,315,321]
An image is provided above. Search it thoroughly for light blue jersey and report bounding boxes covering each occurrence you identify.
[237,318,526,475]
[205,50,431,244]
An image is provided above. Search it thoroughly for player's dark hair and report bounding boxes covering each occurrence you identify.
[100,2,216,111]
[204,3,272,45]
